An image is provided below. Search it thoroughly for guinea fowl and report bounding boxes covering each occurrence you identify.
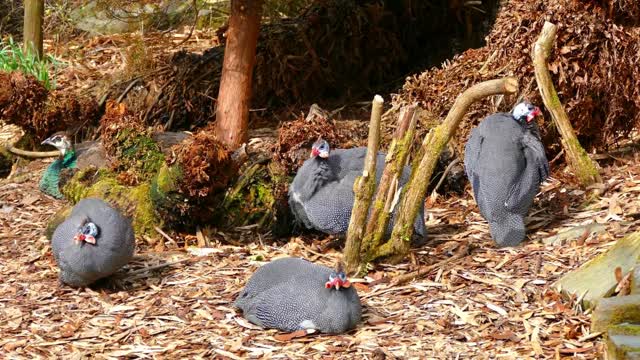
[464,101,549,247]
[234,257,362,334]
[51,197,135,287]
[288,138,426,243]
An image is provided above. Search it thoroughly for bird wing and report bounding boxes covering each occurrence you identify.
[503,132,549,213]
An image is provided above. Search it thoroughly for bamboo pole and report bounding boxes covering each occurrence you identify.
[343,95,383,274]
[533,21,601,186]
[378,77,519,262]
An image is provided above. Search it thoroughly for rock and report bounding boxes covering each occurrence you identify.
[553,232,640,309]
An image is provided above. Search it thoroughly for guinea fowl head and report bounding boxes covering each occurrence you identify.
[512,101,542,124]
[325,261,351,290]
[72,217,100,245]
[310,138,330,159]
[42,132,73,157]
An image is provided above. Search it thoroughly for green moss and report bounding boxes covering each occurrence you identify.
[59,166,160,237]
[112,130,165,182]
[607,324,640,360]
[220,163,281,229]
[565,136,601,186]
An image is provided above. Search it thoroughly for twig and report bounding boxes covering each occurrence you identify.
[6,146,59,158]
[391,244,471,286]
[175,0,199,47]
[125,257,202,277]
[431,157,460,196]
[154,226,177,246]
[115,77,141,103]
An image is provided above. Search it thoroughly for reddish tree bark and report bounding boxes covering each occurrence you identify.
[214,0,263,150]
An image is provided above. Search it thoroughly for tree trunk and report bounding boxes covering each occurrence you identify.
[533,21,601,187]
[214,0,263,150]
[23,0,44,60]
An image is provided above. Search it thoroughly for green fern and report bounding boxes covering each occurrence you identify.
[0,36,59,90]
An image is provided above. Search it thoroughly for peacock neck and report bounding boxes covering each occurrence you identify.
[61,150,77,168]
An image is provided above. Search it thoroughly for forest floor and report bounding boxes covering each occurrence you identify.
[2,27,637,360]
[3,141,640,359]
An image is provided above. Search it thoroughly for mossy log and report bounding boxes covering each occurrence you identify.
[631,266,640,295]
[554,232,640,309]
[376,77,518,263]
[533,21,601,187]
[61,167,161,238]
[343,95,383,274]
[607,324,640,360]
[592,295,640,333]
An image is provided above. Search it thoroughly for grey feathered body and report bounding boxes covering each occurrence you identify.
[464,113,549,247]
[288,148,426,241]
[51,198,135,287]
[234,257,362,334]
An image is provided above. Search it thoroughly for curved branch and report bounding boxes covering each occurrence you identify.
[6,146,59,158]
[379,77,519,262]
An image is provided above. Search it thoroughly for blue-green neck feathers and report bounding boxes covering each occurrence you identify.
[39,150,77,199]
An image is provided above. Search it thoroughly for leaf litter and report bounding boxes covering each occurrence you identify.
[4,133,640,359]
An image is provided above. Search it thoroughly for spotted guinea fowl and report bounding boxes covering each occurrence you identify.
[39,131,190,199]
[288,138,426,243]
[464,101,549,247]
[234,257,362,334]
[51,197,135,287]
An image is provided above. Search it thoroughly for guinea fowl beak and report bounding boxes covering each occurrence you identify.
[527,107,542,123]
[73,233,85,245]
[318,150,329,158]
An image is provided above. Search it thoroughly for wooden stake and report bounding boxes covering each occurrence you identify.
[344,95,383,274]
[360,105,419,267]
[533,21,601,186]
[379,77,519,262]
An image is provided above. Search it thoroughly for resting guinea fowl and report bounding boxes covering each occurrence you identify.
[234,257,362,334]
[464,101,549,247]
[51,197,135,287]
[288,138,426,243]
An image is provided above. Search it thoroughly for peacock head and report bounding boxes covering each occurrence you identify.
[310,138,330,159]
[325,261,351,290]
[512,101,542,124]
[42,132,73,157]
[73,218,99,245]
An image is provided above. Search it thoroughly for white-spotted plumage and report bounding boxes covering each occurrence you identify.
[51,198,135,287]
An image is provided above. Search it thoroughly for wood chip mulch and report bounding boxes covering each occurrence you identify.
[3,149,640,359]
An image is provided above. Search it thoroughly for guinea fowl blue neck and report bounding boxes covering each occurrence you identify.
[39,132,78,199]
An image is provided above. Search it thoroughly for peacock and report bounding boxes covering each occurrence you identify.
[39,132,79,199]
[39,131,190,199]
